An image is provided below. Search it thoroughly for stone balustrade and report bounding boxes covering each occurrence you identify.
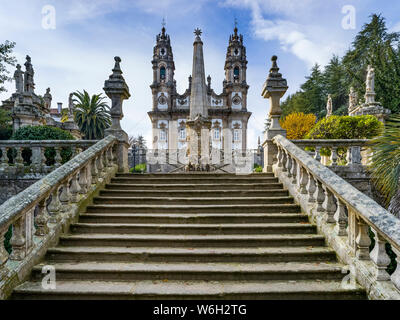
[0,140,97,177]
[0,135,118,299]
[272,134,400,299]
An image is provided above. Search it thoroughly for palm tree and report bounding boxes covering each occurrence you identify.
[368,114,400,217]
[72,90,111,140]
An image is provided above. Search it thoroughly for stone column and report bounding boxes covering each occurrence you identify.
[241,121,247,151]
[262,56,288,172]
[104,57,131,173]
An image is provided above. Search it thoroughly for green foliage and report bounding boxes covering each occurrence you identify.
[73,90,111,140]
[281,14,400,116]
[306,115,383,140]
[0,108,12,140]
[0,40,16,94]
[253,164,263,173]
[11,126,75,165]
[130,163,146,173]
[368,114,400,207]
[4,225,11,254]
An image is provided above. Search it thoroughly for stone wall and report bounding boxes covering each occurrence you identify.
[0,178,39,205]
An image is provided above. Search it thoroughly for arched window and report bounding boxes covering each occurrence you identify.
[160,66,166,81]
[179,128,186,140]
[214,128,220,140]
[234,129,240,142]
[233,67,240,81]
[160,130,166,141]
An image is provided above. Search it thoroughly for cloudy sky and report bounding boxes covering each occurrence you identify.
[1,0,399,148]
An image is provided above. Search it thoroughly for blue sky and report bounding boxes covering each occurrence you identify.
[1,0,400,148]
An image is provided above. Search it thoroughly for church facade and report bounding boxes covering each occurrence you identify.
[148,26,252,155]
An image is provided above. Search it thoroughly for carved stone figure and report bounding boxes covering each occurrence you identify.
[43,88,52,109]
[366,65,375,93]
[326,94,333,117]
[14,64,24,93]
[24,55,35,93]
[348,87,358,113]
[68,93,74,116]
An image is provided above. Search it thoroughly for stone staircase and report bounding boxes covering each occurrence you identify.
[12,173,366,299]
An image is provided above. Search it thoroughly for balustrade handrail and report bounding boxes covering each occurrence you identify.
[0,140,98,147]
[291,139,369,147]
[273,134,400,253]
[0,135,116,231]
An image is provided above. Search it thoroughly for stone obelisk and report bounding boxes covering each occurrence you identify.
[186,28,212,171]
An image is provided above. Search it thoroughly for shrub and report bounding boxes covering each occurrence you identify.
[280,112,317,140]
[306,115,383,140]
[253,164,263,173]
[10,126,75,165]
[130,163,146,173]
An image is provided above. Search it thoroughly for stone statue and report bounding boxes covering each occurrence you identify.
[326,94,333,117]
[366,65,375,93]
[348,87,358,113]
[43,88,52,109]
[24,55,35,93]
[14,64,24,93]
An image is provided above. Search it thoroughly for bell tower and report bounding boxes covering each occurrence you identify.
[150,23,176,112]
[224,23,249,112]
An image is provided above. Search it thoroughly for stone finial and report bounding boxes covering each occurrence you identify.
[262,55,288,100]
[326,94,333,117]
[14,64,24,93]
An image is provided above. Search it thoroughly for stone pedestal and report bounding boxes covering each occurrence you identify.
[103,57,131,173]
[186,115,212,171]
[261,56,288,173]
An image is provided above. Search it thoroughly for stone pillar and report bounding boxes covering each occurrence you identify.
[104,56,131,173]
[241,122,247,151]
[261,56,288,173]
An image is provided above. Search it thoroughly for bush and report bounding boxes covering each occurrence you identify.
[130,163,146,173]
[280,112,317,139]
[306,115,383,140]
[253,164,263,173]
[10,126,75,165]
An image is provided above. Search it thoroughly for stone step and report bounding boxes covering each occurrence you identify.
[110,177,280,184]
[99,189,289,198]
[105,182,284,190]
[30,262,347,282]
[70,223,316,235]
[115,173,275,178]
[59,234,326,248]
[92,196,295,206]
[46,246,338,263]
[85,204,301,214]
[12,279,366,300]
[79,213,309,224]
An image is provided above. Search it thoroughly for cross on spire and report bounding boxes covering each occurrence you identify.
[194,28,202,37]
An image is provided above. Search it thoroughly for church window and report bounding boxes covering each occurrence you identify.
[234,48,239,56]
[234,129,240,142]
[214,128,220,140]
[160,48,166,56]
[160,66,166,80]
[179,128,186,140]
[233,67,240,81]
[160,130,166,141]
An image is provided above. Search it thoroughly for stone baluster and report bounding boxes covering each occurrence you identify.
[334,197,347,236]
[390,248,400,290]
[54,147,62,168]
[290,157,297,184]
[78,166,89,194]
[277,146,283,168]
[107,146,114,168]
[35,198,49,236]
[0,146,9,171]
[323,187,336,223]
[0,226,9,275]
[369,229,391,281]
[306,173,316,203]
[91,156,99,184]
[286,152,292,178]
[10,215,27,260]
[298,165,308,194]
[330,147,338,167]
[350,146,362,165]
[315,180,325,213]
[103,149,109,168]
[70,173,81,203]
[59,179,71,217]
[314,146,322,163]
[71,146,77,157]
[355,217,371,260]
[347,208,358,254]
[40,147,47,172]
[48,187,61,223]
[346,147,352,165]
[15,147,24,172]
[97,152,104,178]
[281,147,288,172]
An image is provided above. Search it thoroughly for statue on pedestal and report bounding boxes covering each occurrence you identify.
[348,87,358,114]
[326,94,333,117]
[24,55,35,93]
[14,64,24,93]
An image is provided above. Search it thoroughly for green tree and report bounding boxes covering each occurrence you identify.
[73,90,111,140]
[342,14,400,113]
[0,109,12,140]
[0,40,16,94]
[368,114,400,216]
